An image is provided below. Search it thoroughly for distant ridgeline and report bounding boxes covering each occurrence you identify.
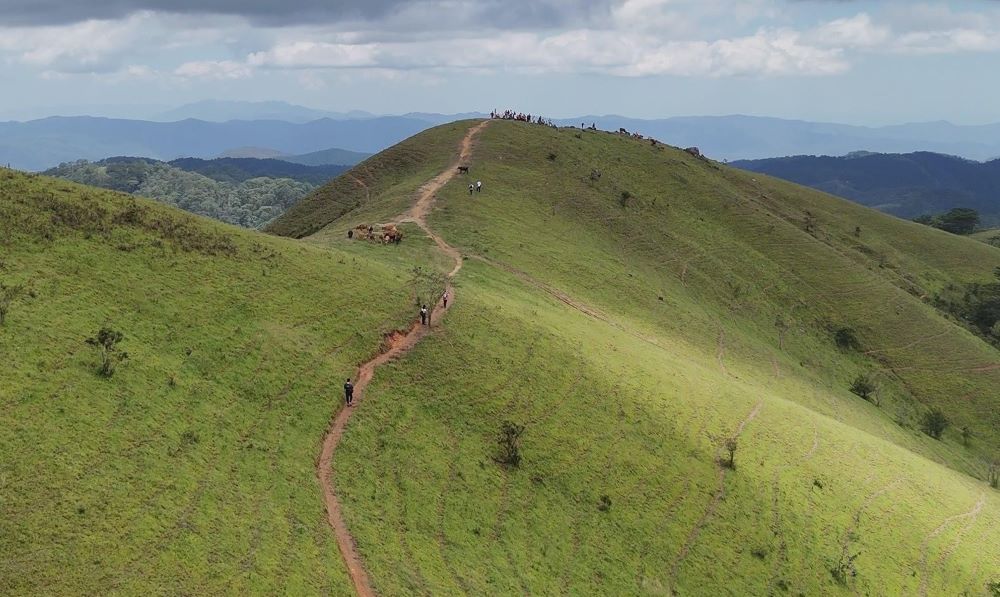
[733,151,1000,227]
[44,157,349,229]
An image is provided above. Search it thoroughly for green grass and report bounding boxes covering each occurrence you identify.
[7,114,1000,596]
[303,121,1000,594]
[0,170,429,594]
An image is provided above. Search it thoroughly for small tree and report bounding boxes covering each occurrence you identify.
[85,327,128,378]
[774,316,789,350]
[834,327,861,351]
[960,426,972,447]
[722,437,738,470]
[495,420,525,468]
[989,462,999,490]
[0,282,25,325]
[409,266,446,312]
[849,374,878,404]
[920,408,949,440]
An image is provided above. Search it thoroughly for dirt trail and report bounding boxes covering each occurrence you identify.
[917,493,985,597]
[317,120,490,597]
[667,400,763,587]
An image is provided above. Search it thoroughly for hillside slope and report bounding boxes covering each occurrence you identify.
[271,120,1000,595]
[733,151,1000,225]
[0,170,441,594]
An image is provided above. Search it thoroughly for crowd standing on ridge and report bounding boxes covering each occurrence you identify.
[491,109,556,127]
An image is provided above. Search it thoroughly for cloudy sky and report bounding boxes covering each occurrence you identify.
[0,0,998,123]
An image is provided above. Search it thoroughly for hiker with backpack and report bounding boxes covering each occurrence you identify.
[468,183,474,195]
[443,290,449,308]
[476,180,482,193]
[344,378,354,406]
[420,305,429,326]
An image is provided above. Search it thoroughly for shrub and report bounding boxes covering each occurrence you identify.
[598,494,612,512]
[495,420,525,468]
[988,579,1000,597]
[960,426,972,447]
[849,374,877,404]
[989,462,998,489]
[0,282,25,325]
[920,408,949,440]
[85,327,128,378]
[834,327,861,351]
[830,551,859,585]
[619,190,632,207]
[547,152,557,161]
[722,437,738,470]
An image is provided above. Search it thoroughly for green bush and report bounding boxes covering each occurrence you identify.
[85,327,128,378]
[495,420,525,468]
[920,408,949,440]
[849,374,877,403]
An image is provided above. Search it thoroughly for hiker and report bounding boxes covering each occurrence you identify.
[347,229,353,239]
[344,378,354,406]
[476,180,482,193]
[469,183,474,195]
[443,290,449,308]
[420,305,429,326]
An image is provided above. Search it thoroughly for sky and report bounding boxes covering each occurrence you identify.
[0,0,998,124]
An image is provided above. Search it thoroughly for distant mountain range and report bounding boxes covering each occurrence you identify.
[551,115,1000,162]
[733,151,1000,226]
[0,116,430,171]
[213,145,371,165]
[7,105,1000,171]
[155,100,376,123]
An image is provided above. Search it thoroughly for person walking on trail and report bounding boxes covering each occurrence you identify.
[468,183,474,195]
[476,180,482,193]
[344,378,354,406]
[420,305,429,326]
[443,290,449,308]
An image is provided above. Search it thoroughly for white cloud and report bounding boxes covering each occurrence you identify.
[0,14,153,73]
[174,60,253,79]
[813,13,890,49]
[242,27,846,77]
[248,41,378,68]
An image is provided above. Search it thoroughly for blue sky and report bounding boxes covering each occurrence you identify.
[0,0,998,124]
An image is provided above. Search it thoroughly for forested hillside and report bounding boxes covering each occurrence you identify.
[733,151,1000,225]
[44,157,344,228]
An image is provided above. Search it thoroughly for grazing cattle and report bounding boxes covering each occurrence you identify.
[685,147,702,158]
[619,127,629,135]
[458,166,469,174]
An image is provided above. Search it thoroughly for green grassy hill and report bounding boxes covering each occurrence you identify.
[0,170,440,594]
[272,120,1000,595]
[5,115,1000,596]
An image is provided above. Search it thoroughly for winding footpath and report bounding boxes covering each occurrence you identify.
[317,121,489,597]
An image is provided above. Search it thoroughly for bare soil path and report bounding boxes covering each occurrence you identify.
[317,120,490,597]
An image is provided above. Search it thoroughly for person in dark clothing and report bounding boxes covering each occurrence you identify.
[344,378,354,406]
[443,290,449,308]
[347,229,354,239]
[420,305,428,325]
[468,183,474,195]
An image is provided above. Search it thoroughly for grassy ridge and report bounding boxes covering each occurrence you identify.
[319,121,1000,594]
[0,170,430,594]
[265,121,474,239]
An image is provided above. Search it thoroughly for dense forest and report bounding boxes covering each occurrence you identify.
[168,157,347,185]
[733,151,1000,226]
[44,157,345,228]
